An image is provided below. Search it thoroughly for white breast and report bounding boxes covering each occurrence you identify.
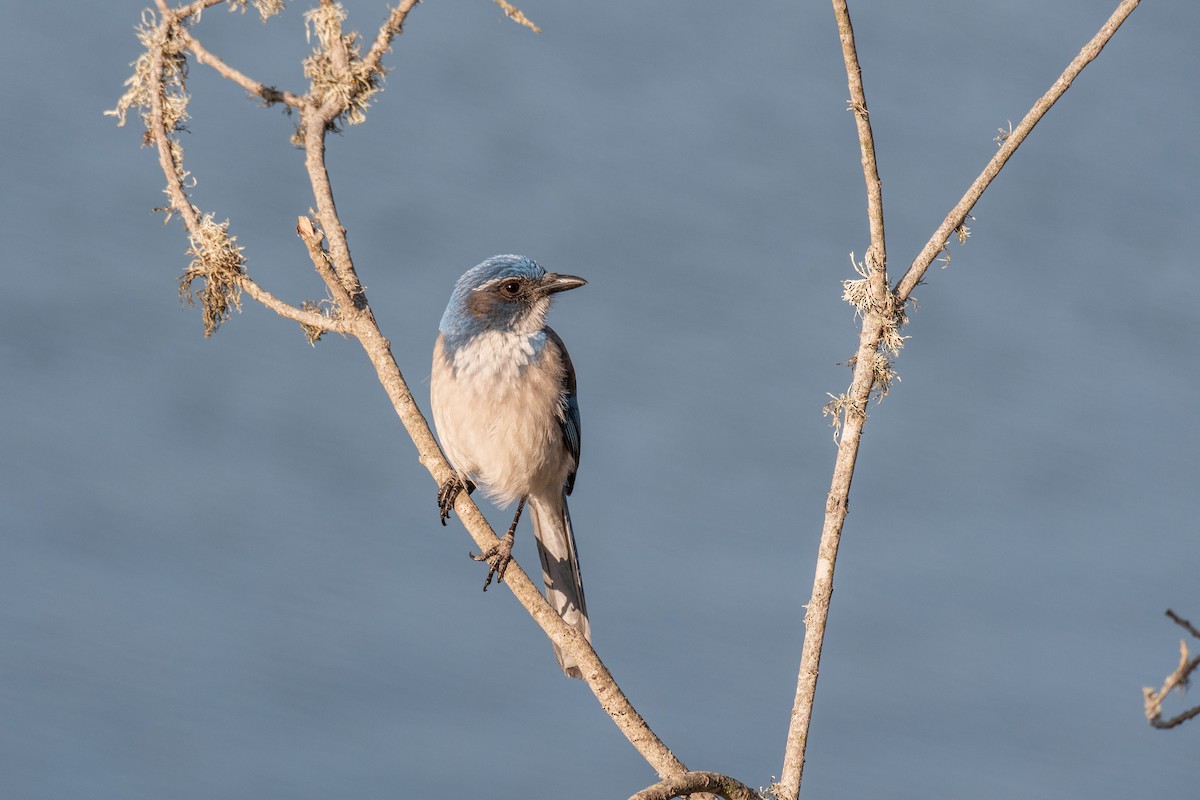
[431,331,572,506]
[449,329,544,383]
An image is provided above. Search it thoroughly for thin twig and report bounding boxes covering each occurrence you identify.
[361,0,424,79]
[1166,609,1200,640]
[242,276,352,333]
[896,0,1142,304]
[177,25,306,108]
[1143,611,1200,730]
[492,0,541,33]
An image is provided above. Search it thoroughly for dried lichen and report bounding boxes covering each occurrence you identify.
[994,120,1013,147]
[837,252,908,409]
[180,215,246,335]
[840,253,872,319]
[955,218,972,244]
[302,2,380,130]
[107,11,189,140]
[869,350,899,398]
[107,9,196,197]
[842,253,908,354]
[822,392,852,443]
[298,298,340,345]
[228,0,287,21]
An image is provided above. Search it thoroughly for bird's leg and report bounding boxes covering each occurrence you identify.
[470,496,526,591]
[437,473,475,526]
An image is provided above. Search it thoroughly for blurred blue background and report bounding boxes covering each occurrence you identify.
[2,1,1197,797]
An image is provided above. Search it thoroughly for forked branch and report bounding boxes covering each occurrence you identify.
[777,2,1142,799]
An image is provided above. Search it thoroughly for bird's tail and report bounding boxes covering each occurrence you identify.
[529,493,590,679]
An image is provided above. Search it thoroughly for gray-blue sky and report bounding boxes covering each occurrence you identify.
[2,1,1197,798]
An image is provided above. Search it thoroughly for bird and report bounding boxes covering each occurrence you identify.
[430,255,591,678]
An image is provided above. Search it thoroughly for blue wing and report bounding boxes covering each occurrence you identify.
[544,327,581,496]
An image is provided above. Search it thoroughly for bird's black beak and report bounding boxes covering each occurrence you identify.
[540,273,587,295]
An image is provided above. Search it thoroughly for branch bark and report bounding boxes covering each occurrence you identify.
[629,771,759,800]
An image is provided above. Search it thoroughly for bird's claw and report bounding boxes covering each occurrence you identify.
[437,475,474,525]
[470,531,515,591]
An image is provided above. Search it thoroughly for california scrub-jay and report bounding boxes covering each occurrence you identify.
[431,255,590,678]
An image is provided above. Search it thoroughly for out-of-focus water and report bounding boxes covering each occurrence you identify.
[2,1,1197,798]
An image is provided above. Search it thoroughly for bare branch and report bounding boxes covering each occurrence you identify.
[629,771,761,800]
[896,0,1142,304]
[1143,641,1200,729]
[1144,610,1200,730]
[779,3,1142,799]
[834,0,884,272]
[244,275,352,336]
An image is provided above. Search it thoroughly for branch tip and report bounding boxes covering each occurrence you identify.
[493,0,541,33]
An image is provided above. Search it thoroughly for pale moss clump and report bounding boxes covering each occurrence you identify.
[822,392,855,443]
[298,298,340,346]
[302,2,379,129]
[180,215,246,336]
[107,10,195,192]
[107,10,189,139]
[840,253,907,397]
[228,0,287,22]
[825,251,915,438]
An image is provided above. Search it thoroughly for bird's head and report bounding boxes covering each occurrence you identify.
[440,255,586,338]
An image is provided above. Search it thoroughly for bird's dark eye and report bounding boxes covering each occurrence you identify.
[499,280,522,298]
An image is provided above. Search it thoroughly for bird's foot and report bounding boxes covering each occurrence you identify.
[437,475,475,526]
[470,530,515,591]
